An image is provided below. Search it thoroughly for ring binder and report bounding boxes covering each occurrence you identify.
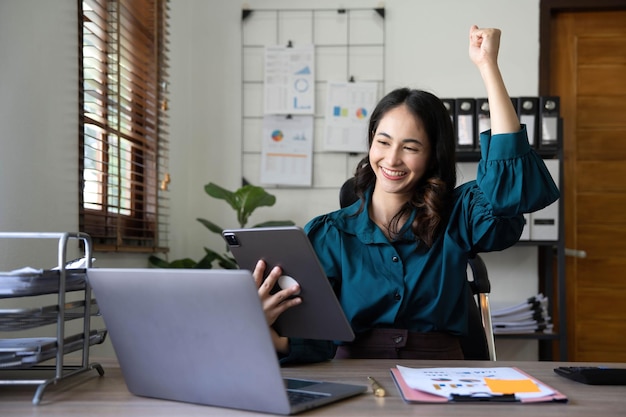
[475,98,490,149]
[517,97,539,148]
[539,96,560,150]
[455,98,476,150]
[441,98,455,121]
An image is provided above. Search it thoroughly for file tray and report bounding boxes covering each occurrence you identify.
[0,299,99,331]
[0,232,104,405]
[0,269,88,298]
[0,329,107,369]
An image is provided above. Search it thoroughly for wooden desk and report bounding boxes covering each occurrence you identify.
[1,359,624,416]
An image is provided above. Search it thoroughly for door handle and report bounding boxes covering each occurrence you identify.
[564,248,587,258]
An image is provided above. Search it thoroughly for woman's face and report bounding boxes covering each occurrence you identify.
[369,104,432,197]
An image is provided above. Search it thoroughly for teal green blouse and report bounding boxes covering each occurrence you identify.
[280,127,560,364]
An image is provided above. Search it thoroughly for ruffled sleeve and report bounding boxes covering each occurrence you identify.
[304,214,343,285]
[450,126,560,253]
[476,125,560,215]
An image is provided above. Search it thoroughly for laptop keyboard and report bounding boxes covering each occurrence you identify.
[287,390,327,405]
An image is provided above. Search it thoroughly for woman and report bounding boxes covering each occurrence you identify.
[255,25,560,363]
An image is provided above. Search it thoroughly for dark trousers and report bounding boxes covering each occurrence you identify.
[335,328,464,360]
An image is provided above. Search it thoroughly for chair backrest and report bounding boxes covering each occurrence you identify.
[338,177,496,361]
[464,255,496,360]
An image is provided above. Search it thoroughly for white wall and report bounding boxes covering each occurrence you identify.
[0,0,541,360]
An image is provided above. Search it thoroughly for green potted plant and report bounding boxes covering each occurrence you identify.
[149,182,294,269]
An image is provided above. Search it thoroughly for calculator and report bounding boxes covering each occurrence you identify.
[554,366,626,385]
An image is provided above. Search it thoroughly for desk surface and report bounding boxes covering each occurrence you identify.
[1,359,625,416]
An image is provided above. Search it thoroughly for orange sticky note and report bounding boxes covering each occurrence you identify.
[484,378,540,394]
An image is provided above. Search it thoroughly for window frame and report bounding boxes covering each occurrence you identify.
[79,0,169,253]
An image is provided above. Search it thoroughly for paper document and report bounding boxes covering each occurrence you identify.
[323,81,378,152]
[264,45,315,115]
[260,115,314,186]
[396,366,554,400]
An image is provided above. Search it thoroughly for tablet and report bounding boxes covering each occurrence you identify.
[222,226,354,342]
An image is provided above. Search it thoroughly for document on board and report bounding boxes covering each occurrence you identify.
[391,366,567,403]
[264,45,315,115]
[260,115,314,186]
[323,81,378,153]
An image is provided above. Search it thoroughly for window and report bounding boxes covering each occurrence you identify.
[79,0,170,252]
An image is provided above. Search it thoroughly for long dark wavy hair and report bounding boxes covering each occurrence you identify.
[352,88,457,248]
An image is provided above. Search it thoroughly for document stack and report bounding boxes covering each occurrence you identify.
[491,294,553,334]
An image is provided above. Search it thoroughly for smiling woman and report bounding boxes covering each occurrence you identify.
[79,0,170,253]
[253,26,560,365]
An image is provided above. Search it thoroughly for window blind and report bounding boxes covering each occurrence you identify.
[79,0,170,252]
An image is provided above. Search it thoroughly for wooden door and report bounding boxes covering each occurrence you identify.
[548,10,626,362]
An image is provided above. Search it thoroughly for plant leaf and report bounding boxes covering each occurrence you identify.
[197,218,223,234]
[217,254,239,269]
[147,255,198,269]
[151,182,294,271]
[148,255,171,268]
[204,182,238,211]
[235,185,276,227]
[203,248,238,269]
[218,258,239,269]
[168,258,199,268]
[194,252,217,269]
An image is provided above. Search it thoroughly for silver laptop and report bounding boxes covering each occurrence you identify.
[87,268,366,415]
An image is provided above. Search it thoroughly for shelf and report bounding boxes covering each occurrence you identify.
[516,240,558,247]
[0,299,99,331]
[0,329,107,369]
[0,269,89,298]
[495,333,560,341]
[0,232,106,405]
[457,140,565,361]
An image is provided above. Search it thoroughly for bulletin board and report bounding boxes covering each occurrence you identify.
[241,7,385,189]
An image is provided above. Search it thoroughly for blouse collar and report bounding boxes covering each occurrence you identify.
[334,188,416,244]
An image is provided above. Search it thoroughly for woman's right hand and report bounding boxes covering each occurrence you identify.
[253,260,302,353]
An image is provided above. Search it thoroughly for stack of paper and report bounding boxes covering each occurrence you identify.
[491,294,553,334]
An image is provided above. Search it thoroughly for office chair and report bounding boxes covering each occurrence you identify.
[338,177,496,361]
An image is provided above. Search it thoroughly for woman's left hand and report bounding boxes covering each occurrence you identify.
[468,25,501,68]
